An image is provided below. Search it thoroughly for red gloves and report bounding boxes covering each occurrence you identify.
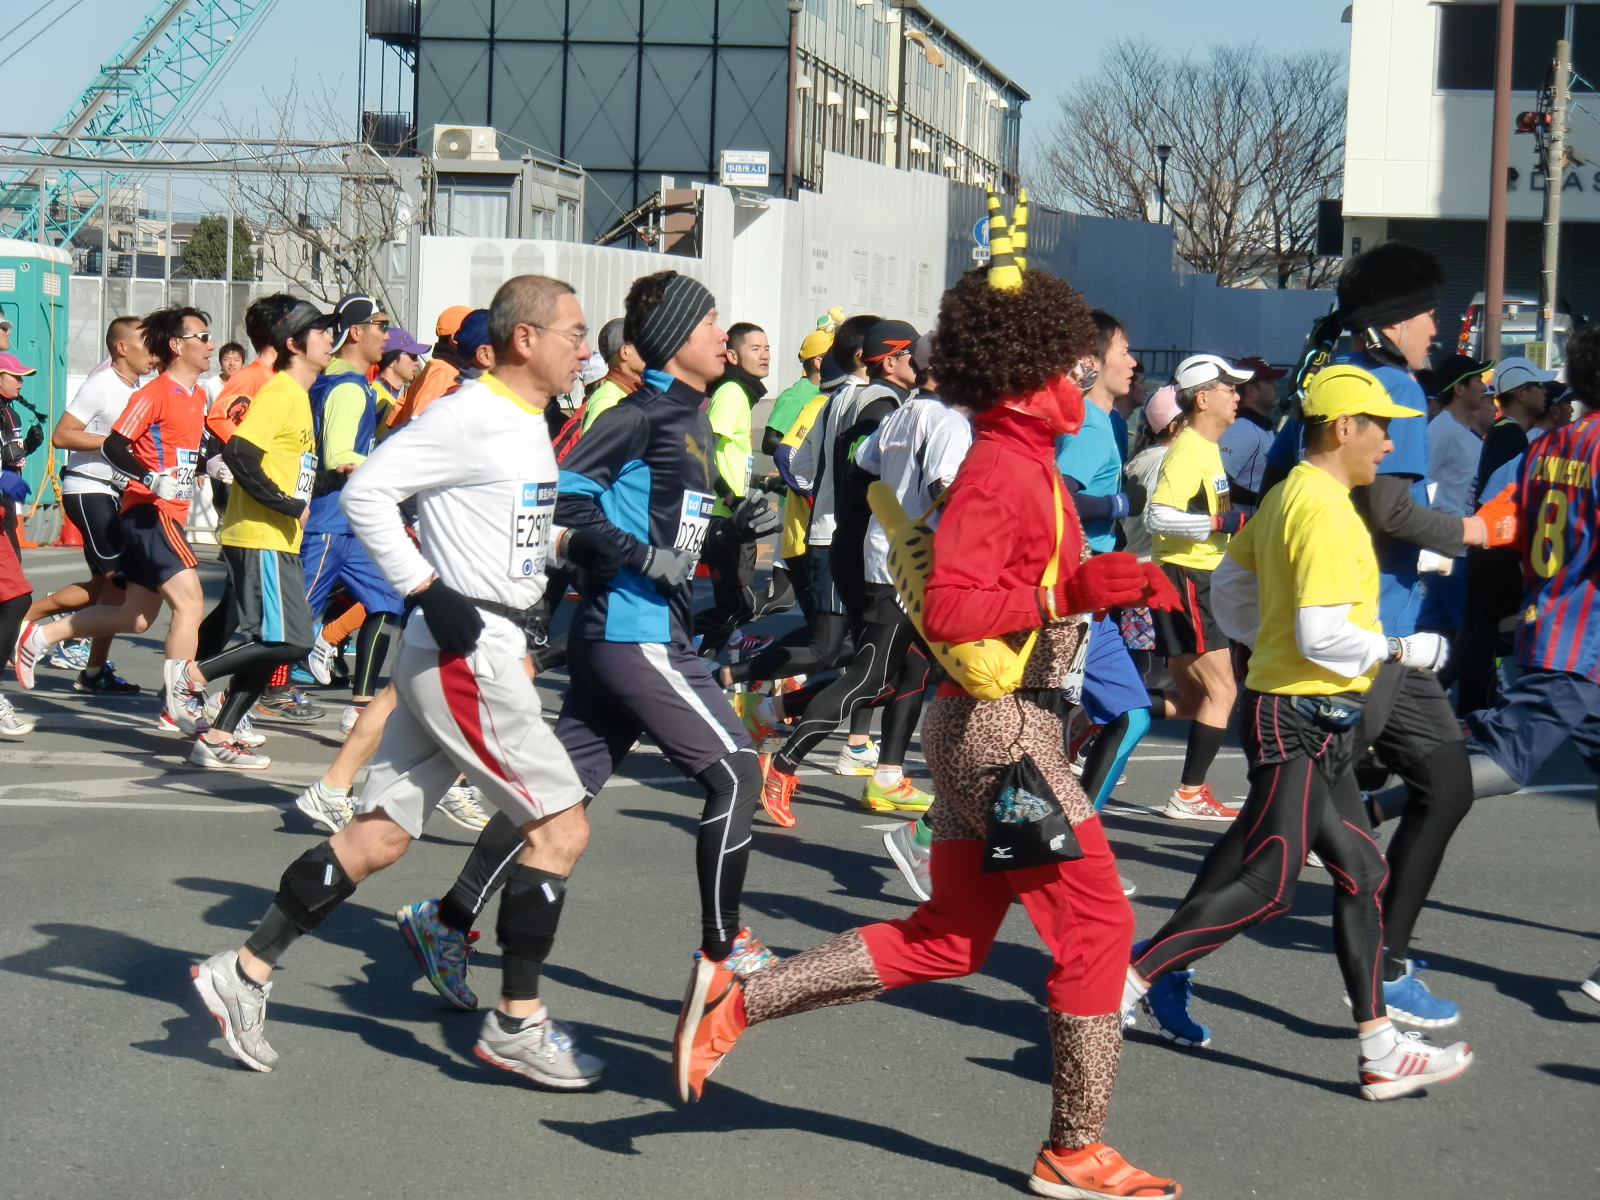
[1474,483,1518,548]
[1050,552,1183,616]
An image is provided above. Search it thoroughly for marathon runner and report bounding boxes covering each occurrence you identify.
[0,350,43,552]
[1125,363,1473,1099]
[382,304,470,431]
[14,307,215,713]
[373,325,430,428]
[191,274,606,1085]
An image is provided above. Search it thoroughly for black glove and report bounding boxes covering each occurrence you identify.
[1123,475,1147,517]
[563,528,623,583]
[641,545,696,593]
[416,580,484,656]
[729,496,781,543]
[21,425,43,456]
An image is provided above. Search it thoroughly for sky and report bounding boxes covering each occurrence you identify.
[3,0,1351,209]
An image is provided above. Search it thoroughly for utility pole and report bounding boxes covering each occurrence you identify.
[1484,0,1515,361]
[1540,40,1570,357]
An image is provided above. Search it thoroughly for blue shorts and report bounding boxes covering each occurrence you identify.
[118,502,198,593]
[1466,667,1600,789]
[300,530,404,617]
[1081,613,1150,726]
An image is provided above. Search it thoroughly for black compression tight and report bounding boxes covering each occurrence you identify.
[0,593,32,671]
[727,609,849,686]
[773,618,930,773]
[351,611,395,697]
[199,639,313,734]
[440,750,762,961]
[196,580,236,660]
[1134,743,1389,1024]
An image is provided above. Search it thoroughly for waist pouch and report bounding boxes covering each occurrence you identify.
[977,752,1084,874]
[466,595,550,654]
[1291,691,1366,730]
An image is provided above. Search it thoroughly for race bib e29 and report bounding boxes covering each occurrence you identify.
[509,480,558,578]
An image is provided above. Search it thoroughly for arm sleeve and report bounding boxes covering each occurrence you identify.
[1350,475,1465,556]
[341,401,475,596]
[1211,553,1261,648]
[553,404,654,571]
[1228,477,1262,507]
[1295,604,1389,677]
[760,425,784,456]
[1063,475,1119,520]
[222,437,303,516]
[100,431,147,481]
[320,382,369,470]
[1145,502,1213,541]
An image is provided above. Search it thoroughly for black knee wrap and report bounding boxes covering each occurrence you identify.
[274,842,356,933]
[496,865,569,1000]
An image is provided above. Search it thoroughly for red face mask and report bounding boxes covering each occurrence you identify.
[998,374,1085,436]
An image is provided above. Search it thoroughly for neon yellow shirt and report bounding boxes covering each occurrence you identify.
[220,372,316,553]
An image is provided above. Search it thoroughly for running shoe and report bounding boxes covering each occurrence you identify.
[673,950,748,1103]
[48,638,92,671]
[861,776,933,813]
[1358,1029,1472,1101]
[163,659,201,732]
[439,783,490,831]
[305,634,338,687]
[254,686,324,724]
[294,780,355,834]
[727,630,773,666]
[1581,963,1600,1004]
[396,899,479,1010]
[1065,708,1099,778]
[189,737,271,771]
[1306,849,1325,869]
[1142,969,1211,1047]
[339,704,364,736]
[232,713,266,748]
[0,694,35,737]
[474,1008,604,1089]
[1381,960,1460,1028]
[190,949,279,1072]
[724,926,781,976]
[833,739,879,775]
[731,691,779,747]
[1120,874,1137,898]
[158,693,210,736]
[1028,1142,1181,1199]
[1159,783,1236,823]
[883,821,932,902]
[288,663,318,687]
[72,663,140,696]
[761,766,799,828]
[11,621,45,690]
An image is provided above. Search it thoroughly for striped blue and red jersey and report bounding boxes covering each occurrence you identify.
[1515,413,1600,680]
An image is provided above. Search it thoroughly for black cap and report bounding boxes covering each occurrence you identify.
[270,301,339,343]
[1429,352,1493,397]
[331,294,378,352]
[862,319,919,365]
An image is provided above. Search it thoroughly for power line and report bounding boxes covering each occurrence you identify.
[0,0,62,58]
[0,0,92,60]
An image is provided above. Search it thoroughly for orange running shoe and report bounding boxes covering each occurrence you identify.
[762,766,798,828]
[1029,1143,1181,1199]
[672,951,749,1103]
[1159,782,1236,823]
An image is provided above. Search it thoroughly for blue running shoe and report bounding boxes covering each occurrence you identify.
[1142,969,1212,1047]
[289,663,318,687]
[1382,960,1460,1028]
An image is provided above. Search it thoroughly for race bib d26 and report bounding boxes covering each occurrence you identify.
[675,490,716,558]
[509,480,558,578]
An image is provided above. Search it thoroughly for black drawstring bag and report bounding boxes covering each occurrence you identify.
[979,752,1083,873]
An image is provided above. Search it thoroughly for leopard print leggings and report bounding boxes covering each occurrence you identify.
[1048,1010,1123,1149]
[742,928,885,1024]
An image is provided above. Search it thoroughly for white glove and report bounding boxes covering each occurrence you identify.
[205,457,234,484]
[1416,548,1454,575]
[1388,632,1449,672]
[144,471,181,501]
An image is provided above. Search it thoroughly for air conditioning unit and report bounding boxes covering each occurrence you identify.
[429,124,498,161]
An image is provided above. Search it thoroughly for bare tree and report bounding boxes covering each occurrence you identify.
[1032,39,1346,289]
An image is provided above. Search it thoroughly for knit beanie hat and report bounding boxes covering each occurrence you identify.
[1337,242,1443,333]
[630,273,716,368]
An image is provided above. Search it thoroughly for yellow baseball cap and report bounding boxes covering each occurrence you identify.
[799,328,834,360]
[1303,364,1423,422]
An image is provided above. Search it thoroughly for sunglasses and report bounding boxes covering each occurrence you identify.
[177,331,213,344]
[0,321,11,332]
[359,319,392,333]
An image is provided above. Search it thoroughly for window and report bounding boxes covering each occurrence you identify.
[1574,5,1600,91]
[1437,2,1571,91]
[805,0,825,17]
[440,188,510,238]
[854,2,866,46]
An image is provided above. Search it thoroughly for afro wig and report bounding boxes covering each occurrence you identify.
[1336,242,1444,332]
[931,268,1095,412]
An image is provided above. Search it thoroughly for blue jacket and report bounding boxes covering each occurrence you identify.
[306,368,379,535]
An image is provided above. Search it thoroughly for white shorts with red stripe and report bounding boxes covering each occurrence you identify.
[358,635,584,837]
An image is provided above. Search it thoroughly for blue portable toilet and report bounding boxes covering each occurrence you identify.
[0,238,72,500]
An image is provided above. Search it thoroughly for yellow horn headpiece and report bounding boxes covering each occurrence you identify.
[986,188,1028,291]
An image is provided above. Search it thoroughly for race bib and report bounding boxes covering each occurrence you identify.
[171,448,198,502]
[675,490,716,558]
[1212,474,1231,499]
[508,480,558,579]
[293,451,317,502]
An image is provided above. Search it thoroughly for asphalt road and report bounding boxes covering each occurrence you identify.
[2,547,1596,1200]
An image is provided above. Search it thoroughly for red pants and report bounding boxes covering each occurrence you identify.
[860,820,1133,1015]
[0,530,29,603]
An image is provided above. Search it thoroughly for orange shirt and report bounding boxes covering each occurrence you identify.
[114,372,209,520]
[207,357,275,442]
[386,359,458,428]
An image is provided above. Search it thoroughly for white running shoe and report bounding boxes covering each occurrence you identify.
[882,821,932,902]
[191,949,279,1072]
[294,779,355,833]
[339,704,364,736]
[833,738,879,776]
[306,636,337,687]
[1582,964,1600,1004]
[0,694,35,737]
[1160,783,1237,822]
[232,713,266,748]
[49,638,92,671]
[1359,1029,1473,1101]
[189,737,271,771]
[439,783,491,831]
[473,1009,604,1089]
[163,660,202,734]
[12,621,46,690]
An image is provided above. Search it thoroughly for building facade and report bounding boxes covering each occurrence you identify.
[1343,0,1600,336]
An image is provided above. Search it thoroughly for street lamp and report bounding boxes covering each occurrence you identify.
[1155,144,1172,224]
[786,0,804,198]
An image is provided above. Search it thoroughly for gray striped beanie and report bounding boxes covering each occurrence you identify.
[632,274,716,368]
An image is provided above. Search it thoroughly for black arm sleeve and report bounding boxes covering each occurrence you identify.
[101,431,147,481]
[222,437,305,517]
[1350,474,1465,557]
[760,425,784,457]
[1062,474,1119,521]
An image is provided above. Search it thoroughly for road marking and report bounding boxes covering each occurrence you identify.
[862,821,902,831]
[0,798,277,813]
[1127,752,1245,762]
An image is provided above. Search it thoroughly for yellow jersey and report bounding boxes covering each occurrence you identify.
[1152,426,1234,571]
[219,372,316,554]
[779,395,828,559]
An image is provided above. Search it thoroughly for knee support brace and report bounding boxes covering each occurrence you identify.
[496,865,569,1001]
[274,842,357,934]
